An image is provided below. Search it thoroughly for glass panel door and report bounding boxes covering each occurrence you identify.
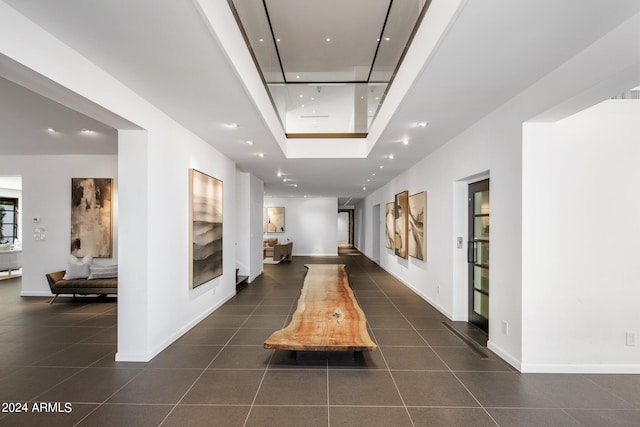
[468,179,489,333]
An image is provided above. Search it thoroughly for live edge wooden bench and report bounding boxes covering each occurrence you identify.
[264,264,376,357]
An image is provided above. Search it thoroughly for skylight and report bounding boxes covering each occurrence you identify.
[228,0,430,137]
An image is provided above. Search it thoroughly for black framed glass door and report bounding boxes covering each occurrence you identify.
[468,179,489,333]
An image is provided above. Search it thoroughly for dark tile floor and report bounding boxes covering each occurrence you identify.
[0,251,639,426]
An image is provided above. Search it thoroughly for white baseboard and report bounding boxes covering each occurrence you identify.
[520,362,640,374]
[114,352,150,362]
[21,291,53,297]
[487,340,522,371]
[116,290,236,363]
[294,253,338,257]
[383,269,455,320]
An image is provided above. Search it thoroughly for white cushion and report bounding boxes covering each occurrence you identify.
[88,264,118,279]
[63,254,93,280]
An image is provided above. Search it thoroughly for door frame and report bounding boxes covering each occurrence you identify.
[452,171,490,322]
[468,178,490,333]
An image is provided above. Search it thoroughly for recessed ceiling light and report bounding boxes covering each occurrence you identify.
[276,38,281,42]
[246,140,254,145]
[360,96,364,99]
[293,184,298,187]
[301,104,305,108]
[379,165,384,169]
[388,154,394,160]
[81,129,95,134]
[257,153,264,158]
[277,171,282,177]
[362,186,367,191]
[385,37,390,41]
[325,37,331,42]
[299,94,303,98]
[372,173,376,176]
[283,178,289,182]
[259,38,264,42]
[402,139,409,145]
[375,97,379,100]
[377,38,380,42]
[311,97,315,101]
[367,179,371,182]
[416,121,428,127]
[296,75,300,79]
[226,123,239,129]
[46,128,57,133]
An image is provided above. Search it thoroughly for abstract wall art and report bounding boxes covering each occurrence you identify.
[385,202,395,249]
[408,191,427,261]
[394,191,409,259]
[71,178,113,258]
[189,169,223,289]
[266,206,285,233]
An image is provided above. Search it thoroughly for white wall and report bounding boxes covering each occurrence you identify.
[1,4,238,362]
[521,100,640,373]
[249,174,264,281]
[354,11,640,372]
[1,156,118,295]
[337,211,349,245]
[265,197,338,256]
[235,170,250,276]
[236,170,264,282]
[356,111,523,367]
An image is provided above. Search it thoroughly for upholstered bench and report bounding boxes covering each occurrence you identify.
[45,270,117,304]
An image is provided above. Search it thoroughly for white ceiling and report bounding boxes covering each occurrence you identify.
[0,76,118,155]
[1,0,639,205]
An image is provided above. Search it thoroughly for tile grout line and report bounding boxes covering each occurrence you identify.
[72,365,148,426]
[361,270,415,427]
[241,287,300,427]
[158,297,269,426]
[326,359,330,427]
[367,275,501,426]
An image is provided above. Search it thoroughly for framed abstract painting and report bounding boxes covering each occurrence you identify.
[408,191,426,261]
[189,169,223,288]
[71,178,113,258]
[394,191,409,259]
[385,202,395,249]
[265,206,285,233]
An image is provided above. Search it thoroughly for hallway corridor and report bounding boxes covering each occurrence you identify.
[0,252,638,426]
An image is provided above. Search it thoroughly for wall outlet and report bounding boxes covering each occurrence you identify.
[626,332,636,347]
[457,237,463,249]
[502,321,509,336]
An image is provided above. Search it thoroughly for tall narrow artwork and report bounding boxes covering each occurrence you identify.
[71,178,113,258]
[189,169,223,289]
[265,207,285,233]
[385,202,395,249]
[394,191,409,259]
[408,192,427,261]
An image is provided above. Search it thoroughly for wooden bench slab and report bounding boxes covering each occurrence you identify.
[264,264,377,352]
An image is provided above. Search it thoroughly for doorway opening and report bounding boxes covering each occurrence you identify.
[0,176,22,281]
[337,209,354,249]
